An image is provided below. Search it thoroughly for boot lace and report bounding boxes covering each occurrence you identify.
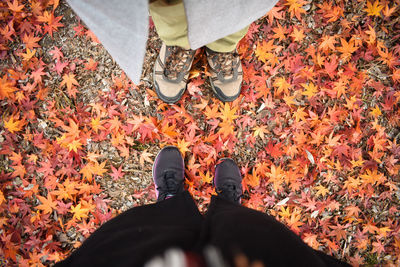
[217,183,242,202]
[164,46,193,80]
[211,51,238,77]
[158,171,182,200]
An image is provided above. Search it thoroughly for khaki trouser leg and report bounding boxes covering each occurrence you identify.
[149,0,249,52]
[205,25,249,52]
[149,0,190,49]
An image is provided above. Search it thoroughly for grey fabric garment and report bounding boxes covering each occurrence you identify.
[67,0,148,84]
[183,0,279,49]
[66,0,279,85]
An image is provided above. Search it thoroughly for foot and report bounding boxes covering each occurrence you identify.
[152,146,185,201]
[213,158,243,203]
[153,43,196,104]
[206,47,243,102]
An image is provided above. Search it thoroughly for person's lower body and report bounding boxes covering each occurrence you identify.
[55,191,348,267]
[56,146,349,267]
[149,0,249,103]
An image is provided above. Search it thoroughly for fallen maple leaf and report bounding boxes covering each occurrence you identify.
[36,194,57,214]
[4,115,25,133]
[364,1,384,17]
[140,150,153,167]
[60,73,79,92]
[0,75,16,100]
[110,165,124,180]
[70,203,89,221]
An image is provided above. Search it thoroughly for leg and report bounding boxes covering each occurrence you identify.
[205,196,348,267]
[150,0,195,103]
[203,158,349,267]
[149,0,190,49]
[205,27,249,102]
[56,192,202,267]
[206,26,250,53]
[56,147,202,267]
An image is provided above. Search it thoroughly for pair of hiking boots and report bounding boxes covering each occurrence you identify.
[153,146,242,203]
[153,44,243,103]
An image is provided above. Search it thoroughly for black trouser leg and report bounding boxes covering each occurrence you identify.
[56,191,203,267]
[203,196,349,267]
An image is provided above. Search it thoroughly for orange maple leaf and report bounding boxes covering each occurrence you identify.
[37,11,64,37]
[60,73,79,92]
[290,27,305,42]
[273,77,291,96]
[7,0,24,12]
[319,35,337,52]
[4,115,25,133]
[337,38,358,61]
[267,165,286,192]
[200,171,213,184]
[272,23,288,42]
[302,82,318,99]
[36,194,57,214]
[0,75,16,100]
[22,33,41,50]
[285,0,308,20]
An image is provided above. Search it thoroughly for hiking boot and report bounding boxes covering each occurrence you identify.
[214,158,243,204]
[153,43,196,104]
[152,146,185,201]
[206,47,243,102]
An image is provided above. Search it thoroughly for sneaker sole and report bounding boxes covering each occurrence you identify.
[153,66,187,104]
[209,76,242,103]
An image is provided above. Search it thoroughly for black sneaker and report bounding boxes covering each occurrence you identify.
[213,158,243,203]
[152,146,185,201]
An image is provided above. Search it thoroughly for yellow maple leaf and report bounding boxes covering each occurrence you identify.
[219,102,238,122]
[267,164,286,192]
[70,203,89,221]
[314,184,329,197]
[273,77,291,96]
[253,125,268,141]
[177,138,190,155]
[91,117,105,133]
[293,107,308,122]
[4,115,25,133]
[66,139,83,153]
[200,171,213,184]
[370,105,382,118]
[302,82,318,98]
[140,150,153,167]
[364,1,384,16]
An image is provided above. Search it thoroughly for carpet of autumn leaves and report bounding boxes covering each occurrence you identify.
[1,0,400,265]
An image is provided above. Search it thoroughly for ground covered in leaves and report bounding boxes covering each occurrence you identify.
[1,0,400,266]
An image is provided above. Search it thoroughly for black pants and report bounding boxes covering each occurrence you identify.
[56,191,349,267]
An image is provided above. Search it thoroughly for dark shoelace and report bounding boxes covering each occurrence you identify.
[158,171,182,200]
[164,46,192,79]
[209,51,238,77]
[217,183,242,203]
